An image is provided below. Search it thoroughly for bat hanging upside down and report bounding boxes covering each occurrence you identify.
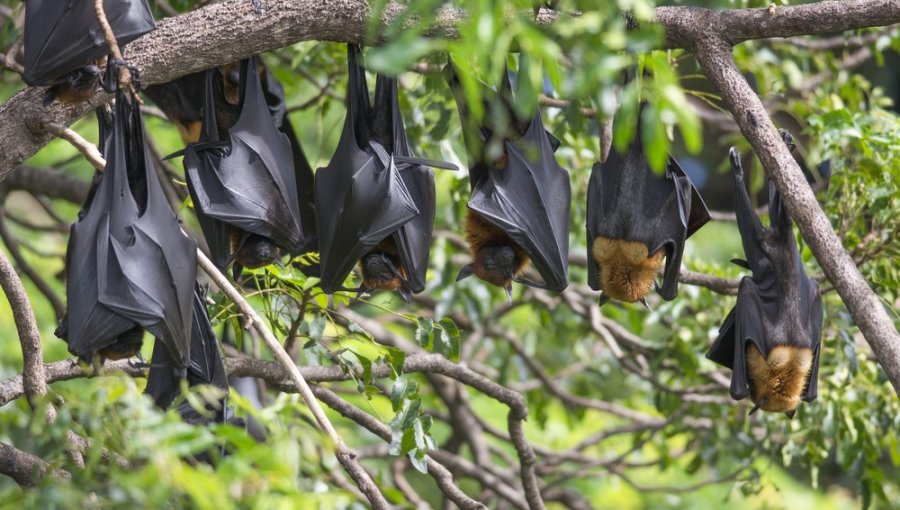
[357,238,413,302]
[42,64,101,106]
[586,102,710,308]
[459,210,530,301]
[706,130,823,418]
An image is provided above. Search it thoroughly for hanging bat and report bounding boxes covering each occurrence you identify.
[23,0,155,87]
[706,130,823,418]
[56,91,197,371]
[183,56,310,277]
[143,71,207,144]
[315,44,454,301]
[445,60,570,300]
[41,64,101,106]
[586,104,710,308]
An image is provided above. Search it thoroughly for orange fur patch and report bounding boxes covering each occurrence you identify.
[176,121,203,145]
[591,237,664,302]
[464,210,530,287]
[745,344,813,413]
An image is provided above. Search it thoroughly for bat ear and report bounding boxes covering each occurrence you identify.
[785,410,796,420]
[597,292,610,307]
[778,129,796,153]
[504,285,513,305]
[748,403,762,416]
[456,264,475,282]
[639,297,654,313]
[730,258,751,269]
[398,286,413,303]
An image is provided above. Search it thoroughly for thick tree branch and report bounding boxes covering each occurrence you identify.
[0,239,48,402]
[0,441,70,487]
[0,166,90,204]
[693,38,900,394]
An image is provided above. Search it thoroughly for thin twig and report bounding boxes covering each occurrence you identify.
[43,122,105,171]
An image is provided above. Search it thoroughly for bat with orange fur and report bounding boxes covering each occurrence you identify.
[706,130,823,418]
[586,104,709,308]
[445,59,571,300]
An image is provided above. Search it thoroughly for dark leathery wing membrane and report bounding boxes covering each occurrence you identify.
[183,56,307,270]
[706,132,823,417]
[59,89,197,370]
[315,44,448,299]
[586,104,710,305]
[145,285,230,420]
[447,61,571,293]
[23,0,156,85]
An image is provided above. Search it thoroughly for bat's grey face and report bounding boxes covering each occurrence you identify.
[745,344,813,416]
[474,245,518,288]
[361,252,405,291]
[234,234,281,269]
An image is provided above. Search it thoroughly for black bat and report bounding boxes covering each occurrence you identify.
[56,90,197,371]
[41,64,102,106]
[145,285,229,416]
[445,60,571,299]
[706,131,823,418]
[586,104,710,308]
[23,0,155,86]
[183,56,310,277]
[315,44,454,301]
[143,71,207,144]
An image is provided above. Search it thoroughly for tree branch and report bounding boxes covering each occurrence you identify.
[0,237,48,403]
[0,441,70,487]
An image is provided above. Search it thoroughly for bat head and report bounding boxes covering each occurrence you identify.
[97,327,145,362]
[231,232,282,270]
[591,237,664,304]
[745,343,813,416]
[361,252,407,292]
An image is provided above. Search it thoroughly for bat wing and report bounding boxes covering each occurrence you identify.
[315,46,420,294]
[98,92,196,370]
[377,75,436,295]
[211,57,305,251]
[262,69,318,255]
[470,112,571,292]
[707,277,767,400]
[146,285,229,410]
[23,0,156,85]
[667,158,710,238]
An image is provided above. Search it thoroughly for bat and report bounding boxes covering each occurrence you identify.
[143,71,207,144]
[445,60,571,299]
[41,64,101,106]
[706,130,823,418]
[56,89,197,372]
[315,44,454,301]
[586,104,710,307]
[23,0,155,86]
[182,56,311,277]
[145,285,230,418]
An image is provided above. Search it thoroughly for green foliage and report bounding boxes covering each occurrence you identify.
[0,0,899,508]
